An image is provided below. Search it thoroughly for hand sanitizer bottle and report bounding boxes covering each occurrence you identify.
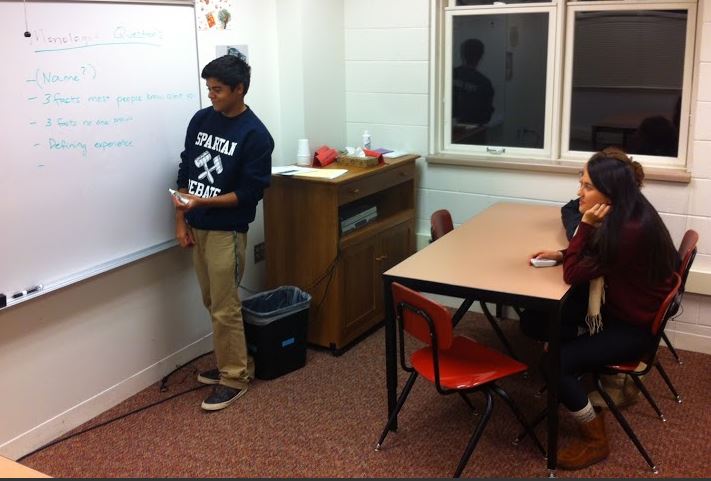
[362,130,372,150]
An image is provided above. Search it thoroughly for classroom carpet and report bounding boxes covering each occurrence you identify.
[21,310,711,478]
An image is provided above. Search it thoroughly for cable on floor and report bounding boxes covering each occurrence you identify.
[17,350,214,463]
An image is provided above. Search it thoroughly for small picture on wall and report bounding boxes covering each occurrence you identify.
[216,44,249,64]
[196,0,234,31]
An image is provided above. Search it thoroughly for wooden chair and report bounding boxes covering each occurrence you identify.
[429,209,520,360]
[375,282,544,477]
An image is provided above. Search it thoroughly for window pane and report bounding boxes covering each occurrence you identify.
[569,10,686,157]
[452,13,548,148]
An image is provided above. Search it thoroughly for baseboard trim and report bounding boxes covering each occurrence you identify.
[663,329,711,356]
[0,334,213,460]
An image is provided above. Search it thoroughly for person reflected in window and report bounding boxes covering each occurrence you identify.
[631,115,678,157]
[452,38,494,144]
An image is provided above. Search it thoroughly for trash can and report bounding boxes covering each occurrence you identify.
[242,286,311,380]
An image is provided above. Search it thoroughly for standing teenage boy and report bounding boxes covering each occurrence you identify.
[173,54,274,411]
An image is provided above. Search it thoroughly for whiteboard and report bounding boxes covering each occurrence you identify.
[0,1,201,305]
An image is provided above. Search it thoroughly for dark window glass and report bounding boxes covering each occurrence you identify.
[569,10,686,157]
[451,13,548,148]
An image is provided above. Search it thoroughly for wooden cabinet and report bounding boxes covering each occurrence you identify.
[263,155,417,352]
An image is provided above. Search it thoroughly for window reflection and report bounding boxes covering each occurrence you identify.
[569,10,686,157]
[451,13,548,148]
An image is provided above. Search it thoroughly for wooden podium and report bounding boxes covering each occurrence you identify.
[264,155,417,352]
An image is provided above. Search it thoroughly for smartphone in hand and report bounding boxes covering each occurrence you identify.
[169,188,189,205]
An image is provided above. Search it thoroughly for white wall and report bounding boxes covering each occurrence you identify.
[344,0,430,155]
[277,0,346,162]
[344,0,711,354]
[0,249,210,459]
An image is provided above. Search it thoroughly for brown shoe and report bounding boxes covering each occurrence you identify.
[558,413,610,470]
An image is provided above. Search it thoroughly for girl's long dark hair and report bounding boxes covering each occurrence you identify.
[585,152,678,283]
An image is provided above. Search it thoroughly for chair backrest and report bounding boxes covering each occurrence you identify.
[677,229,699,292]
[666,229,698,318]
[391,282,453,350]
[650,272,682,337]
[430,209,454,242]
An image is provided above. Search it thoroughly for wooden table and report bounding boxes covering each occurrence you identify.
[382,202,571,474]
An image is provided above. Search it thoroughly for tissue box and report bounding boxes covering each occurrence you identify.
[336,154,379,168]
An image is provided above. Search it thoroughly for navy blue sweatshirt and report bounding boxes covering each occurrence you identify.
[177,106,273,232]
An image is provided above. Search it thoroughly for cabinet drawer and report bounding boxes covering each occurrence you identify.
[337,163,414,205]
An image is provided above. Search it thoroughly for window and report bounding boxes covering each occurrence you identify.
[434,0,697,168]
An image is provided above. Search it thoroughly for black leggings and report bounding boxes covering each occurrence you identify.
[525,284,655,411]
[554,286,655,411]
[558,321,654,411]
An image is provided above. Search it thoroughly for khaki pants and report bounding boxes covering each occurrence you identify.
[191,228,253,389]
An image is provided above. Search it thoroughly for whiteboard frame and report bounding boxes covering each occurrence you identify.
[0,0,203,310]
[2,240,178,309]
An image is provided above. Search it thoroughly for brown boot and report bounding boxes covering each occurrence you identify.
[558,412,610,470]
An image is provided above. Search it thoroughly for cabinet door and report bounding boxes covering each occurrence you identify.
[341,237,380,339]
[375,220,415,309]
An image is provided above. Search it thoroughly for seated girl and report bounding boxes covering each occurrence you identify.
[533,148,678,470]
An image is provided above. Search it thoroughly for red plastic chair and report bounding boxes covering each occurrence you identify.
[430,209,454,242]
[375,282,544,478]
[661,229,699,367]
[591,272,682,473]
[640,229,698,410]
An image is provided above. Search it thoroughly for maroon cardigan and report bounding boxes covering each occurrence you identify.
[563,221,674,329]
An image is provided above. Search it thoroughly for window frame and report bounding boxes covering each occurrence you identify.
[431,0,698,171]
[443,4,559,159]
[560,2,697,168]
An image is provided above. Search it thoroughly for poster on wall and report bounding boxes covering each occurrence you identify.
[216,44,249,63]
[196,0,234,31]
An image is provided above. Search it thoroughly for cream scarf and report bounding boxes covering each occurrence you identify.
[586,277,605,335]
[573,225,605,335]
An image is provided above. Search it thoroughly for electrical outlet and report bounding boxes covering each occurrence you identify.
[254,242,266,263]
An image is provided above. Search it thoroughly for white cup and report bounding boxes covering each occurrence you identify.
[296,138,311,165]
[296,138,310,155]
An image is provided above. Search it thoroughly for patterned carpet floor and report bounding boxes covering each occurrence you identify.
[22,311,711,478]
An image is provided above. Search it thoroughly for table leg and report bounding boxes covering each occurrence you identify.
[546,306,561,475]
[451,298,475,327]
[383,277,398,431]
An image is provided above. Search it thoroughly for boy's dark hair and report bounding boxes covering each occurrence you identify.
[201,54,251,94]
[461,38,484,66]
